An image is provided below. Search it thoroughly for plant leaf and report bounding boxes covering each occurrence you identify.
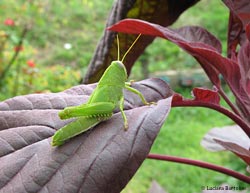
[214,139,250,165]
[172,87,220,107]
[0,78,172,193]
[201,125,250,152]
[237,38,250,122]
[223,0,250,57]
[108,19,250,123]
[108,19,222,88]
[192,87,220,104]
[246,23,250,41]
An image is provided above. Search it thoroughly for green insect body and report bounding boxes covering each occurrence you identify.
[51,34,151,146]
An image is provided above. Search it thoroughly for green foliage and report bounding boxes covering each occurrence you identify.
[0,0,112,100]
[0,63,80,100]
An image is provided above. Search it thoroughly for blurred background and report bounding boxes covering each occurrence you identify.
[0,0,246,192]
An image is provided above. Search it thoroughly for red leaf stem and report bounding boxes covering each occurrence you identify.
[147,153,250,183]
[218,88,241,116]
[172,100,250,137]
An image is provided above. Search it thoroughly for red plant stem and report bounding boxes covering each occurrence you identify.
[172,101,250,137]
[218,88,241,117]
[147,153,250,183]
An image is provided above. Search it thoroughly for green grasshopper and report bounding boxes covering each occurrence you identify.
[51,34,152,146]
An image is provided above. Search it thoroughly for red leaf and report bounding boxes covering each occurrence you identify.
[172,88,220,107]
[192,87,220,104]
[108,19,222,88]
[223,0,250,29]
[237,40,250,120]
[172,93,183,103]
[246,23,250,41]
[109,19,250,123]
[238,41,250,94]
[223,0,250,57]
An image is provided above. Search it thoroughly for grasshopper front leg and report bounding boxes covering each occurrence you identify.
[120,83,156,131]
[125,83,155,105]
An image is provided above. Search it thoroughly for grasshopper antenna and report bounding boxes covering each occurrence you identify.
[121,34,141,63]
[116,34,120,61]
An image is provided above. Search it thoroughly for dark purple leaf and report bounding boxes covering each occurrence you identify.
[238,41,250,94]
[223,0,250,58]
[173,26,222,52]
[108,19,222,89]
[109,19,250,123]
[237,39,250,122]
[0,78,173,193]
[223,0,250,30]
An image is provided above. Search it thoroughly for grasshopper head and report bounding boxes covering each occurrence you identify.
[113,60,125,68]
[98,60,127,86]
[112,60,127,79]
